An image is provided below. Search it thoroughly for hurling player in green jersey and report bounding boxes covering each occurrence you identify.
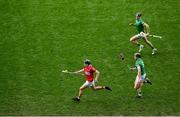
[130,53,152,98]
[129,12,157,55]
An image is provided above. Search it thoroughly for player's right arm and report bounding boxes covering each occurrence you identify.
[129,23,135,26]
[143,22,150,36]
[73,69,84,75]
[130,67,136,73]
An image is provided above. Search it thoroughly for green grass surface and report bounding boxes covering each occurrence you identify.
[0,0,180,116]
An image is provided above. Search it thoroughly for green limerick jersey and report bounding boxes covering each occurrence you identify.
[135,19,144,33]
[135,58,146,75]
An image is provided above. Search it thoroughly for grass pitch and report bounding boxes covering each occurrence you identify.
[0,0,179,116]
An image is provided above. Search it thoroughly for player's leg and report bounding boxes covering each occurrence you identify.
[134,76,144,98]
[144,77,152,85]
[138,82,144,97]
[91,81,112,91]
[143,36,157,54]
[135,82,144,98]
[91,86,105,90]
[134,81,141,91]
[130,35,144,52]
[134,75,141,89]
[143,36,154,49]
[130,35,141,45]
[73,81,89,101]
[91,86,112,91]
[78,84,88,97]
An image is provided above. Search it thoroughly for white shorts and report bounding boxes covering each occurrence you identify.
[82,80,95,87]
[137,32,146,39]
[135,74,146,83]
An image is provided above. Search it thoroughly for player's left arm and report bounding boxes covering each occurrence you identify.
[143,22,150,36]
[130,67,136,72]
[94,70,100,82]
[129,23,136,26]
[73,69,84,75]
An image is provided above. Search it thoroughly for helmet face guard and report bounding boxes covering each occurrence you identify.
[84,59,91,65]
[136,12,142,17]
[134,53,141,59]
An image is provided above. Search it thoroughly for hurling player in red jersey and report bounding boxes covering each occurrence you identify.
[70,59,112,101]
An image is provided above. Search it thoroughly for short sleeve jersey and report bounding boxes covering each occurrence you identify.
[135,19,144,33]
[84,65,96,82]
[135,58,146,75]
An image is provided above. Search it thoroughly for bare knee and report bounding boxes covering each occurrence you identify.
[130,35,139,42]
[79,87,84,91]
[134,84,139,90]
[143,38,149,43]
[134,86,138,90]
[130,37,134,42]
[92,86,96,91]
